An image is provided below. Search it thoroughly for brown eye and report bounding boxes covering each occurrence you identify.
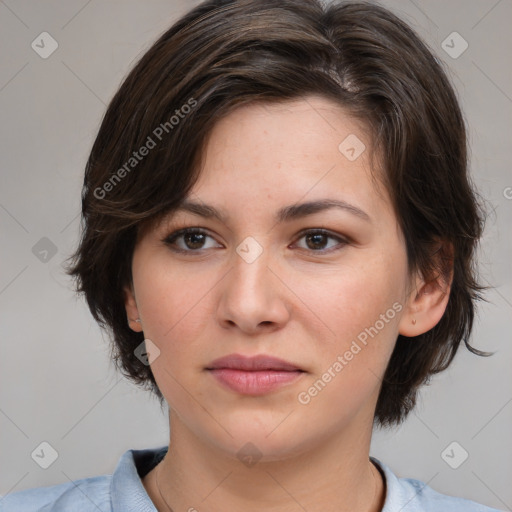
[183,232,206,250]
[305,232,329,250]
[294,229,348,253]
[163,228,222,253]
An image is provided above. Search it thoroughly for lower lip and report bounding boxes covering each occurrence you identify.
[208,369,304,395]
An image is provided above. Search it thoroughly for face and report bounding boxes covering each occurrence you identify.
[125,96,418,461]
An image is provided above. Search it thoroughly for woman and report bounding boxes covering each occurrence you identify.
[2,0,503,510]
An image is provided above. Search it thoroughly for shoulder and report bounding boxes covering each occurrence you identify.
[0,475,111,512]
[397,476,503,511]
[0,446,167,512]
[371,457,505,512]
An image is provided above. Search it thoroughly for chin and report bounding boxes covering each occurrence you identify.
[200,414,318,464]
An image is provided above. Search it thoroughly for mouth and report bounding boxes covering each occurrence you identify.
[205,354,306,395]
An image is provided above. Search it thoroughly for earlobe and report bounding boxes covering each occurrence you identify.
[398,272,451,338]
[123,283,143,332]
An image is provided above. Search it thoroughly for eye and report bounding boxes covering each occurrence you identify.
[163,228,222,253]
[292,229,348,253]
[162,227,349,255]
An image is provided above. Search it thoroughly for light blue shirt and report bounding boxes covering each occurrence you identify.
[0,446,504,511]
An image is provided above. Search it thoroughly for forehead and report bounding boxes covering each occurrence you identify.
[189,95,388,213]
[203,95,368,161]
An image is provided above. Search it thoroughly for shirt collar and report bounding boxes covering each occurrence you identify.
[110,445,168,511]
[371,456,418,511]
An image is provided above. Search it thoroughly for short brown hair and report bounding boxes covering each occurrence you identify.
[64,0,489,427]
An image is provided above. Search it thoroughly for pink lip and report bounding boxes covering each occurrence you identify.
[206,354,305,395]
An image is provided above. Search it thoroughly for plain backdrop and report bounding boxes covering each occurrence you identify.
[1,0,511,509]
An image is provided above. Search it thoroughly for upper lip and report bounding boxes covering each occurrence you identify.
[206,354,303,372]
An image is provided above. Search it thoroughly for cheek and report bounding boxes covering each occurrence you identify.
[293,269,403,427]
[292,254,405,346]
[133,258,214,412]
[291,254,407,418]
[132,253,213,358]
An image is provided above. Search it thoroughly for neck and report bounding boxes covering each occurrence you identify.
[145,411,386,512]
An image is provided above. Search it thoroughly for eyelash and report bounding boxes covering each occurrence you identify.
[162,227,349,255]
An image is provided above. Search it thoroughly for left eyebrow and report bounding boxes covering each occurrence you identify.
[276,199,371,223]
[174,198,371,224]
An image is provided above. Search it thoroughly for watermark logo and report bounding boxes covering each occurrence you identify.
[441,32,468,59]
[134,339,161,366]
[338,134,366,161]
[31,441,59,469]
[32,237,58,263]
[31,32,58,59]
[237,442,263,468]
[236,236,263,264]
[441,441,469,469]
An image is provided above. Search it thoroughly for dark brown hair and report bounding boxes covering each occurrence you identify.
[64,0,489,427]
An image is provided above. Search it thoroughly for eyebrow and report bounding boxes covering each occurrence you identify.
[174,198,371,223]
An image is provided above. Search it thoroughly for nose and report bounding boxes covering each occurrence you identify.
[216,244,291,334]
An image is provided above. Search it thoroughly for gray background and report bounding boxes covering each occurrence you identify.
[1,0,511,509]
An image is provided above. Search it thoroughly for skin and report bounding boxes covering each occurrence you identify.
[124,95,451,512]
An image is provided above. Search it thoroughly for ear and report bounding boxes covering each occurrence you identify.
[398,242,453,338]
[124,282,143,333]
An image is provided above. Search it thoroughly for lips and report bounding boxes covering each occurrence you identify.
[206,354,303,372]
[206,354,305,395]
